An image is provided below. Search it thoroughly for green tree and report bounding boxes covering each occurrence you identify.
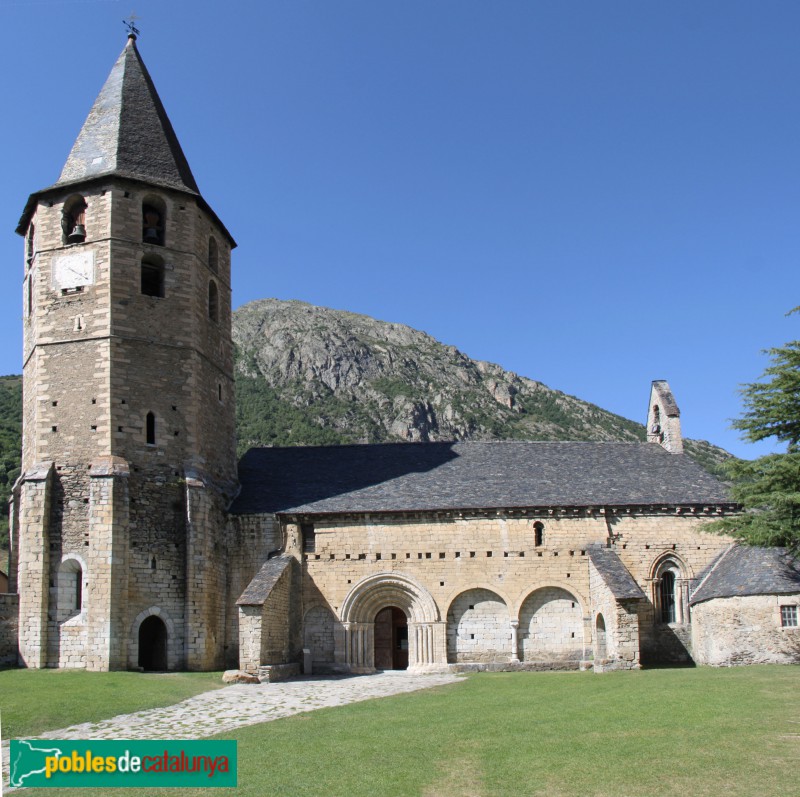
[714,317,800,550]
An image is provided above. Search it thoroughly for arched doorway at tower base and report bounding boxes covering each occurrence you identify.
[138,615,168,671]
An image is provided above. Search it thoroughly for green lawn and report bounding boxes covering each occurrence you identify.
[0,669,224,738]
[9,666,800,797]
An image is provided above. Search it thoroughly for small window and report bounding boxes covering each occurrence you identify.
[208,280,219,322]
[141,256,165,297]
[26,224,35,266]
[62,196,87,244]
[146,411,156,445]
[57,558,83,620]
[301,523,316,553]
[26,276,32,318]
[659,571,677,623]
[781,605,798,628]
[208,237,218,273]
[533,521,544,547]
[142,200,165,246]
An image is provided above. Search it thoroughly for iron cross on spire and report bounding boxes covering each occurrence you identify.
[123,13,141,39]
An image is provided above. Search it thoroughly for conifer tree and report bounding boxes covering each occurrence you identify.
[714,313,800,550]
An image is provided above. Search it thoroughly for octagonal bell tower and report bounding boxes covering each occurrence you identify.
[12,34,237,670]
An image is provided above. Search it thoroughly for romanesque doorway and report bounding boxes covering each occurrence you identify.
[138,615,168,671]
[374,607,409,670]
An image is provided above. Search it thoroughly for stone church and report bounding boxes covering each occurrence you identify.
[0,35,798,676]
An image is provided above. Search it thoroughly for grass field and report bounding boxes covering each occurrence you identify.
[7,666,800,797]
[0,669,224,738]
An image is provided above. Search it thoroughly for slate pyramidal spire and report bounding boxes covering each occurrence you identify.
[18,34,234,243]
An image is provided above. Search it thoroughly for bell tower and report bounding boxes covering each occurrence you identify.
[13,34,237,670]
[646,380,683,454]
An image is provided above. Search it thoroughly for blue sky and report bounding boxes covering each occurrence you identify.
[1,1,797,459]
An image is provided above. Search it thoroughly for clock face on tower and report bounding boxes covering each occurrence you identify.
[53,251,94,290]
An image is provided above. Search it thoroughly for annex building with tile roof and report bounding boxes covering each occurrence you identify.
[0,36,797,676]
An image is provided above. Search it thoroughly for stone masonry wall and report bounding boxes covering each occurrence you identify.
[238,606,262,674]
[295,509,733,669]
[260,562,294,665]
[303,606,336,668]
[16,465,53,668]
[185,484,228,670]
[588,557,641,670]
[692,594,800,666]
[519,586,585,662]
[446,588,510,663]
[225,515,282,668]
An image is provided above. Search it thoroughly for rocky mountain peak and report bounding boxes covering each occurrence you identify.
[232,298,730,474]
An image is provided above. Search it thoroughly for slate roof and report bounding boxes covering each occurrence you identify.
[588,547,646,600]
[236,555,293,606]
[55,35,199,194]
[231,440,732,515]
[17,36,234,244]
[690,545,800,605]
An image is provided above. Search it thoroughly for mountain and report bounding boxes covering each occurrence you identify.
[0,300,731,559]
[233,299,730,475]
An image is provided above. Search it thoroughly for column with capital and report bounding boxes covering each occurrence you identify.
[509,620,520,663]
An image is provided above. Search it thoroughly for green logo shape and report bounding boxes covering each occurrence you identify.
[9,739,237,788]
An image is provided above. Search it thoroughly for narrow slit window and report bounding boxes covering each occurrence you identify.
[74,569,82,612]
[26,224,35,265]
[534,521,544,547]
[208,280,219,322]
[146,412,156,445]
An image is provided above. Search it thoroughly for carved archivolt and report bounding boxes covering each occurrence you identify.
[340,572,440,624]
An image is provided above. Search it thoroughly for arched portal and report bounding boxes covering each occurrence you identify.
[340,573,440,671]
[138,615,168,671]
[374,606,409,670]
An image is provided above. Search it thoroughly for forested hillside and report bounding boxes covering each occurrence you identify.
[0,377,21,563]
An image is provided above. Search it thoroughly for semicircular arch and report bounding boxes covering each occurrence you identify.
[512,581,588,618]
[649,551,691,581]
[443,583,513,619]
[340,572,439,624]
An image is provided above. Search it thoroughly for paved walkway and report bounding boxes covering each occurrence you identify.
[2,671,462,791]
